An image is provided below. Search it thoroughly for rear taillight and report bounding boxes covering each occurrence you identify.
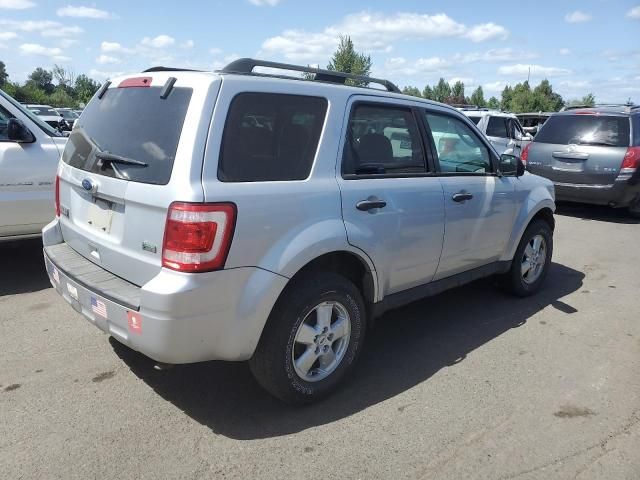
[162,202,236,273]
[621,146,640,174]
[520,143,532,165]
[54,175,60,217]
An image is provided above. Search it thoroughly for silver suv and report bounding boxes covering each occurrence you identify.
[524,105,640,217]
[459,108,532,157]
[43,59,556,403]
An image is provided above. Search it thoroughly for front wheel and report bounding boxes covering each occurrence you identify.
[504,220,553,297]
[249,272,366,404]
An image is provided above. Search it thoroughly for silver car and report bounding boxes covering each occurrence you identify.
[525,105,640,217]
[460,108,532,157]
[43,59,556,403]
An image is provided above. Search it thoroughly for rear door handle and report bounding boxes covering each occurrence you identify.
[356,199,387,211]
[452,192,473,203]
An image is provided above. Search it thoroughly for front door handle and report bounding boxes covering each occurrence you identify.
[356,199,387,211]
[452,192,473,202]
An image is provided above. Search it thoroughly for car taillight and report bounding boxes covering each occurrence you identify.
[520,143,532,164]
[621,146,640,174]
[55,175,60,217]
[162,202,236,273]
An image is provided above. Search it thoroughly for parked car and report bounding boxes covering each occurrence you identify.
[57,108,80,129]
[524,105,640,217]
[42,59,556,403]
[459,108,532,157]
[26,104,70,132]
[517,112,552,136]
[0,90,67,241]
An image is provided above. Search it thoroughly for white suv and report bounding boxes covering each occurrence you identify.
[43,59,555,403]
[1,90,66,241]
[460,108,532,158]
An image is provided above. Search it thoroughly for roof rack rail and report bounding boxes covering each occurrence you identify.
[221,58,401,93]
[143,66,202,73]
[453,104,489,110]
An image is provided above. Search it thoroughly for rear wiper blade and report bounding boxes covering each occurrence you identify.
[95,151,148,167]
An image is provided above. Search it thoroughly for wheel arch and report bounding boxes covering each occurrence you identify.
[501,194,556,262]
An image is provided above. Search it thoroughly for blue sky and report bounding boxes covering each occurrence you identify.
[1,0,638,102]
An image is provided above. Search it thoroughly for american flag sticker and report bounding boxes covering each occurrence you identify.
[52,267,60,284]
[91,297,107,318]
[127,311,142,335]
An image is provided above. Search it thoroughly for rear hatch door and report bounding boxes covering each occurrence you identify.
[57,72,220,286]
[527,113,629,185]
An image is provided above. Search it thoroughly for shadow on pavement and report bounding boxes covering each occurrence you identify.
[555,202,640,225]
[113,262,584,440]
[0,238,50,296]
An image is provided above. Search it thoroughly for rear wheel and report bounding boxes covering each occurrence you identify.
[504,220,553,297]
[249,272,366,404]
[628,197,640,219]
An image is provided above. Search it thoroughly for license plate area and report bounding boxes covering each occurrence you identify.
[87,198,113,233]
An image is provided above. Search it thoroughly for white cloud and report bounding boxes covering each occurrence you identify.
[484,81,508,93]
[0,32,17,41]
[627,6,640,19]
[0,19,82,37]
[41,25,83,37]
[559,80,591,89]
[141,35,175,48]
[0,0,35,9]
[249,0,282,5]
[210,47,222,55]
[59,38,77,48]
[19,43,71,61]
[101,41,129,53]
[89,68,124,80]
[498,63,572,76]
[565,11,592,23]
[464,23,508,42]
[559,48,571,56]
[454,48,538,63]
[96,54,120,64]
[383,56,449,76]
[57,5,114,19]
[261,11,508,61]
[181,39,194,49]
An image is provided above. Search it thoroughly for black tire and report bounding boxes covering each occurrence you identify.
[628,201,640,219]
[503,219,553,297]
[249,271,366,405]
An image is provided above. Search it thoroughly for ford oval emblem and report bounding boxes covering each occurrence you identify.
[82,178,97,193]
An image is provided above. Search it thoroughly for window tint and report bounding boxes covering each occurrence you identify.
[535,115,630,147]
[425,112,492,174]
[219,93,327,182]
[468,116,482,125]
[342,103,426,176]
[486,116,509,138]
[62,86,193,185]
[632,115,640,147]
[0,105,14,141]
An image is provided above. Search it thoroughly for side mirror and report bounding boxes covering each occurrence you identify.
[499,153,525,177]
[7,118,36,143]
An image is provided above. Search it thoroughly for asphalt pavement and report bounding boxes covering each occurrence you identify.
[1,203,639,479]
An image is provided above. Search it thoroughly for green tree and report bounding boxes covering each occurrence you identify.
[27,67,54,94]
[326,36,372,87]
[581,93,595,107]
[470,86,486,107]
[74,74,100,104]
[451,81,465,99]
[422,85,434,100]
[487,96,500,109]
[500,85,513,111]
[49,86,75,108]
[433,78,451,103]
[0,61,8,87]
[402,86,422,98]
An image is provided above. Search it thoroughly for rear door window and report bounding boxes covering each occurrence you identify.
[218,93,327,182]
[632,115,640,146]
[342,103,426,176]
[0,105,14,141]
[62,86,193,185]
[486,116,509,138]
[535,115,630,147]
[468,116,482,125]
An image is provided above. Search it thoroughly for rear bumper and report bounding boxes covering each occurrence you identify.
[553,176,640,207]
[42,219,288,364]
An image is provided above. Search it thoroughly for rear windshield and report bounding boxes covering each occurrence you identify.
[62,86,192,185]
[633,114,640,146]
[535,114,630,147]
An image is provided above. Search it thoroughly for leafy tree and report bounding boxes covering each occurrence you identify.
[0,61,8,87]
[487,96,500,109]
[500,85,513,111]
[433,78,451,103]
[49,86,75,107]
[402,86,422,98]
[470,86,486,107]
[422,85,434,100]
[451,81,465,99]
[74,74,100,105]
[581,93,595,107]
[326,36,372,87]
[27,67,55,94]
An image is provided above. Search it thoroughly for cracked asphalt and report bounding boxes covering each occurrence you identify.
[1,203,639,479]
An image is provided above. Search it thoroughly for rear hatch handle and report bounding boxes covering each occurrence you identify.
[552,151,589,160]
